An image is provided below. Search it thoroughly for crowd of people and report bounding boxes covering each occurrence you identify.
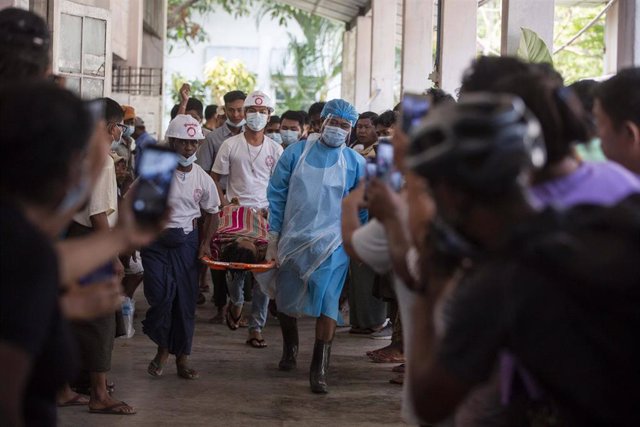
[1,7,640,427]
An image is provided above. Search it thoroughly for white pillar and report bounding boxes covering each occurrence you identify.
[341,28,357,104]
[401,0,434,94]
[369,0,397,112]
[501,0,555,55]
[354,15,372,112]
[605,0,639,73]
[127,0,144,67]
[439,0,477,95]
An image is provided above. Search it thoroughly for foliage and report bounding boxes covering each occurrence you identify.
[170,73,209,103]
[170,57,256,105]
[203,57,257,105]
[261,4,343,112]
[476,1,606,83]
[553,5,605,84]
[517,28,553,64]
[167,0,255,49]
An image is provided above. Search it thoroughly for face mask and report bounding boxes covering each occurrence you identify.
[245,112,268,132]
[280,130,299,146]
[123,125,134,138]
[321,125,349,148]
[177,152,197,167]
[226,118,246,129]
[111,126,122,150]
[266,132,283,144]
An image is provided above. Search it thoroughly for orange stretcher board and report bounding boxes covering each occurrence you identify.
[200,256,276,273]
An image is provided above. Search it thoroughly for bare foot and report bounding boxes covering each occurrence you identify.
[89,394,136,414]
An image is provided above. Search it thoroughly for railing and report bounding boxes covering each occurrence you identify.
[112,67,163,96]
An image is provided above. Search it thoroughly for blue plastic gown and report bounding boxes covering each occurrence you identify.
[267,134,366,320]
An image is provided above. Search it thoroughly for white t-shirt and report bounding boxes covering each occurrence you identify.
[73,156,118,228]
[211,133,283,209]
[166,163,220,233]
[351,219,393,274]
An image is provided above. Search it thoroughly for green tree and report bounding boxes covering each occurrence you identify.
[170,73,209,103]
[261,5,343,112]
[203,57,257,105]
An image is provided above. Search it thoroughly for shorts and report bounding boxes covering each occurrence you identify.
[125,251,144,275]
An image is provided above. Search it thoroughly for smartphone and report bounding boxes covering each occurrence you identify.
[365,160,378,182]
[84,99,105,125]
[131,146,178,224]
[401,93,430,134]
[79,262,115,286]
[376,139,394,178]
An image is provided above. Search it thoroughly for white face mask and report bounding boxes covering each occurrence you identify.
[266,132,283,144]
[321,125,349,147]
[177,153,197,167]
[227,118,245,129]
[245,112,269,132]
[280,129,300,146]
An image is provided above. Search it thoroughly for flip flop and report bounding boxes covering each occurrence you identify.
[89,401,136,415]
[370,352,405,364]
[225,306,242,331]
[147,360,164,377]
[177,365,199,380]
[246,337,267,348]
[58,394,89,407]
[389,374,404,385]
[392,363,405,373]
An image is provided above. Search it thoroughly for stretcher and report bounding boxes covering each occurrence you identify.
[200,256,276,273]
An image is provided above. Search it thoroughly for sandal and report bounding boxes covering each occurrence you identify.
[89,401,136,415]
[147,359,164,377]
[177,364,199,380]
[225,306,242,331]
[389,374,404,385]
[246,337,267,348]
[392,363,405,373]
[58,394,89,407]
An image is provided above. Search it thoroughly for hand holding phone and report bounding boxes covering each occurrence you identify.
[131,146,178,225]
[401,93,430,134]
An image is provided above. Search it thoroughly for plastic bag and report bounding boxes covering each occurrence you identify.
[121,297,135,339]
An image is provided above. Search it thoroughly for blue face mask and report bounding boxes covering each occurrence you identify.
[266,132,283,144]
[177,153,197,167]
[246,112,269,132]
[226,118,246,129]
[321,125,349,147]
[123,125,134,138]
[280,129,299,146]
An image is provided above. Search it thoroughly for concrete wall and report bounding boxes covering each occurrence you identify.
[112,92,163,139]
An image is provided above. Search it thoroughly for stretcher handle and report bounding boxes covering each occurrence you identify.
[200,256,276,273]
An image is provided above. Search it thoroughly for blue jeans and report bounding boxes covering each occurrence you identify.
[227,271,269,332]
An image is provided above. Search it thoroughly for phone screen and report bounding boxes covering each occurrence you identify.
[376,140,394,178]
[401,93,430,134]
[132,146,178,224]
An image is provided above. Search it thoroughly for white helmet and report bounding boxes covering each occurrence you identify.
[165,114,204,140]
[244,90,275,112]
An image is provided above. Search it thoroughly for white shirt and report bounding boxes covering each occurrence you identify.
[166,163,220,233]
[211,133,283,209]
[73,157,118,228]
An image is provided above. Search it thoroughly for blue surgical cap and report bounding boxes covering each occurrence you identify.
[321,99,359,127]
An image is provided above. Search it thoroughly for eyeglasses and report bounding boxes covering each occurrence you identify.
[113,123,127,133]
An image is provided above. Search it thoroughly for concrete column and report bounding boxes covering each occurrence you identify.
[439,0,477,95]
[127,0,144,67]
[401,0,434,94]
[354,15,372,112]
[341,28,357,104]
[369,0,397,112]
[501,0,555,55]
[605,0,639,73]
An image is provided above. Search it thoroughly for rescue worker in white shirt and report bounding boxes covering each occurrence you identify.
[142,114,221,380]
[212,91,284,348]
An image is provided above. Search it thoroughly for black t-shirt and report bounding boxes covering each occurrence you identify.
[0,201,77,426]
[437,201,640,427]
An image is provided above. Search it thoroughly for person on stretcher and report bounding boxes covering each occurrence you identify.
[208,201,270,347]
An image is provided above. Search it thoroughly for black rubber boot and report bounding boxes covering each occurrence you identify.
[309,339,332,394]
[277,313,298,371]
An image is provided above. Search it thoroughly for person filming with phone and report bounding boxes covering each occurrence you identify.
[141,114,220,381]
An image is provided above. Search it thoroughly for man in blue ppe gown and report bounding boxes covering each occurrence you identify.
[266,99,367,394]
